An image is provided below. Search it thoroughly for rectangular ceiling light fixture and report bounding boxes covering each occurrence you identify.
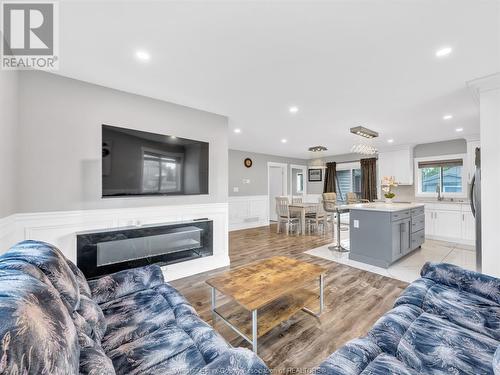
[350,126,379,139]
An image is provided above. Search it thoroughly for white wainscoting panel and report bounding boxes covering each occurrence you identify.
[229,195,269,231]
[0,215,17,253]
[0,203,229,281]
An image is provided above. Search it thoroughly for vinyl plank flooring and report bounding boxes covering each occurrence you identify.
[171,224,408,371]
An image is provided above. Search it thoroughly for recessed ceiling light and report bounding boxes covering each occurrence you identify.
[443,114,453,120]
[435,46,452,57]
[289,106,299,114]
[455,128,464,132]
[135,50,151,61]
[281,139,288,143]
[169,135,177,139]
[234,128,241,134]
[387,139,394,143]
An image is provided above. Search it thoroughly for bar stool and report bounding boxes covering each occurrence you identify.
[322,193,349,252]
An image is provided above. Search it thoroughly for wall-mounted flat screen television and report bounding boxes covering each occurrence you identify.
[102,125,209,197]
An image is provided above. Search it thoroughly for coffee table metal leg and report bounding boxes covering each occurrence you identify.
[302,274,325,317]
[211,287,216,325]
[252,309,258,353]
[210,290,257,352]
[319,274,324,315]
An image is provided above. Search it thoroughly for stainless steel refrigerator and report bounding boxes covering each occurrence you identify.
[469,147,481,271]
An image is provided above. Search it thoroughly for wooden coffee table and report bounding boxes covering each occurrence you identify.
[206,256,326,353]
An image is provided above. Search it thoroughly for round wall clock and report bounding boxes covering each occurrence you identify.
[244,158,253,168]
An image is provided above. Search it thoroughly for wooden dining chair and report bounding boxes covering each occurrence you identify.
[305,203,328,234]
[292,197,303,203]
[275,197,299,235]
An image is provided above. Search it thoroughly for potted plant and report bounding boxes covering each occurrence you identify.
[382,176,398,203]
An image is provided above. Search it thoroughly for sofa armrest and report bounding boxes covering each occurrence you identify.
[88,264,164,304]
[200,348,269,375]
[315,338,381,375]
[421,262,500,304]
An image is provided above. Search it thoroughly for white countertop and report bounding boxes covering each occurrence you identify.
[347,202,425,212]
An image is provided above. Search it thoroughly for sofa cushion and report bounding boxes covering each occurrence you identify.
[315,337,382,375]
[0,269,79,375]
[1,240,80,312]
[76,294,107,342]
[0,258,53,286]
[368,304,498,374]
[68,260,92,298]
[107,324,207,375]
[79,341,116,375]
[201,348,271,375]
[395,278,500,341]
[361,353,418,375]
[368,304,423,356]
[101,288,177,351]
[99,281,231,375]
[397,312,498,374]
[89,264,164,304]
[421,262,500,304]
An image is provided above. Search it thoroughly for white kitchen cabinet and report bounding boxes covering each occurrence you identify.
[462,207,475,242]
[425,210,435,236]
[378,146,413,185]
[425,203,475,245]
[466,140,480,183]
[434,210,462,239]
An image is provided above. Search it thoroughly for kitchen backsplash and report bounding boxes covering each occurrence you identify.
[392,185,416,202]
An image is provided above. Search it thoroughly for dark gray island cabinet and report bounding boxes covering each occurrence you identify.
[349,203,425,268]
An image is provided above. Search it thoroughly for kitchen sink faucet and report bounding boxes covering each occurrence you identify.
[436,184,444,201]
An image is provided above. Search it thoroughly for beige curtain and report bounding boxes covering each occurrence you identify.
[323,162,337,193]
[360,158,377,201]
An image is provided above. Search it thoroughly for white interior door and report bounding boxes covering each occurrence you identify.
[269,165,285,221]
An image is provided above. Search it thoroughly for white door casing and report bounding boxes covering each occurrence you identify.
[268,162,288,221]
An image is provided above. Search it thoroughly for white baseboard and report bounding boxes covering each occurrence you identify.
[229,220,269,231]
[425,234,475,247]
[0,202,229,281]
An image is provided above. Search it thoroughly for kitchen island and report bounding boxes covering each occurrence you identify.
[348,202,425,268]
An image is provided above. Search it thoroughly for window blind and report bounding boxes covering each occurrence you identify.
[418,159,463,169]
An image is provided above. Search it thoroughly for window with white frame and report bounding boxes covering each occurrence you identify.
[415,155,466,197]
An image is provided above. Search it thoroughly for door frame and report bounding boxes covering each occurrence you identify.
[267,162,288,221]
[289,164,308,196]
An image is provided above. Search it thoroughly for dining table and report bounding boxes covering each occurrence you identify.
[288,202,321,235]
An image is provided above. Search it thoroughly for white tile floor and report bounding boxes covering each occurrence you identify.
[305,231,476,283]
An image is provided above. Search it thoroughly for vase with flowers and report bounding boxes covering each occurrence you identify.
[382,176,398,203]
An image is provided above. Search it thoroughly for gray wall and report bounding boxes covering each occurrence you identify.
[414,139,466,158]
[0,70,18,218]
[228,150,307,196]
[17,71,228,213]
[395,139,467,202]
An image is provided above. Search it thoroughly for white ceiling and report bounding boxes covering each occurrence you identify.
[57,0,500,159]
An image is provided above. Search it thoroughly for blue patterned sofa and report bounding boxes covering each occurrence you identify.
[0,240,269,375]
[317,262,500,375]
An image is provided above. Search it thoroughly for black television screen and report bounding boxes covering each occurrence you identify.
[102,125,209,197]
